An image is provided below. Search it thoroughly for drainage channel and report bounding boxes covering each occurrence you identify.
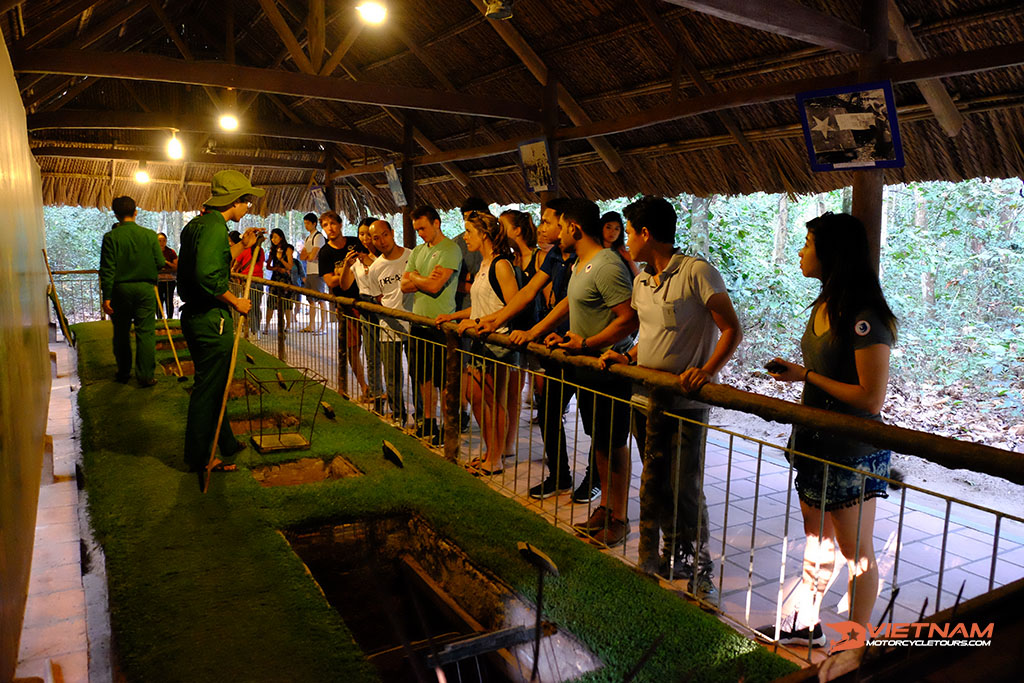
[283,515,601,682]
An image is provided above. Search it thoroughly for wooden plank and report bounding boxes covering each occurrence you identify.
[26,110,403,151]
[255,0,314,74]
[307,0,325,73]
[467,0,623,173]
[887,0,964,137]
[31,145,327,171]
[11,48,542,121]
[319,22,361,76]
[664,0,869,53]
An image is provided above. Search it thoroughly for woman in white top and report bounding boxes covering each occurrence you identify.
[436,211,520,475]
[339,220,382,401]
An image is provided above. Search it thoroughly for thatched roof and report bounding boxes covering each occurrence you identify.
[4,0,1024,219]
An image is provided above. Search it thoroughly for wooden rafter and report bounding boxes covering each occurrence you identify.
[887,0,964,137]
[307,0,325,73]
[255,0,314,74]
[663,0,869,53]
[31,145,327,171]
[318,23,361,77]
[146,0,221,109]
[467,0,624,173]
[11,0,96,51]
[0,1,25,16]
[26,110,402,151]
[12,48,542,121]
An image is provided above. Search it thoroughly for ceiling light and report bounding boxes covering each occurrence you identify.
[166,132,183,160]
[484,0,514,20]
[219,113,239,131]
[135,162,150,184]
[356,2,387,24]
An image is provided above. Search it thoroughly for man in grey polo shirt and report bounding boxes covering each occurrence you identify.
[601,195,742,597]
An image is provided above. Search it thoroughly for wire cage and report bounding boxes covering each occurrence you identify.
[243,366,328,453]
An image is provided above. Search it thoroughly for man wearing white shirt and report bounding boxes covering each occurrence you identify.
[298,212,327,333]
[366,220,413,425]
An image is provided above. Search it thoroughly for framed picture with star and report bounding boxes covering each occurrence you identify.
[796,80,904,172]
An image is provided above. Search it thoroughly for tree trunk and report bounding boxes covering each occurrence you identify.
[772,194,789,265]
[879,185,892,279]
[841,186,853,214]
[815,194,827,217]
[915,187,936,318]
[689,195,711,257]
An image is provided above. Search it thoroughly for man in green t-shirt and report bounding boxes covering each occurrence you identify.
[177,170,264,474]
[99,195,165,386]
[400,205,462,444]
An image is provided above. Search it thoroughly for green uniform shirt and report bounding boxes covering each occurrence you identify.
[98,221,165,300]
[177,210,232,310]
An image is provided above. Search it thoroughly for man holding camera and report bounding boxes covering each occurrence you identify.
[177,170,265,474]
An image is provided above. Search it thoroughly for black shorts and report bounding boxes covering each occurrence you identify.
[408,325,446,386]
[575,368,633,449]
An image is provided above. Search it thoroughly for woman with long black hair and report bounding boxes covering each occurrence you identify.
[263,228,294,333]
[763,212,898,648]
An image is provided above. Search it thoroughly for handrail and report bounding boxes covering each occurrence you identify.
[242,273,1022,485]
[51,269,100,275]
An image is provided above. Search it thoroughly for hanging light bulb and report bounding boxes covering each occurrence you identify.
[135,161,150,184]
[356,2,387,24]
[166,132,184,160]
[219,113,239,131]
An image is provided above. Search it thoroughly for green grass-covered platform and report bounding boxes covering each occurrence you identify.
[74,321,797,682]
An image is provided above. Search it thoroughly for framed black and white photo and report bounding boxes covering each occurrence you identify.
[796,81,904,172]
[518,138,555,193]
[383,162,407,207]
[309,186,330,214]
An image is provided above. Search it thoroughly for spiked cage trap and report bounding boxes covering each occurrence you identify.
[243,366,328,453]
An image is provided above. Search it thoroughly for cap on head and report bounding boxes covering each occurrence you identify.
[204,170,266,207]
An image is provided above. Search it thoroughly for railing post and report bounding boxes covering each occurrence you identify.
[442,327,460,463]
[638,388,670,573]
[276,291,286,362]
[336,304,349,398]
[98,272,105,321]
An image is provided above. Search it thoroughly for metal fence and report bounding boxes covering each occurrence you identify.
[49,269,104,326]
[76,271,1023,663]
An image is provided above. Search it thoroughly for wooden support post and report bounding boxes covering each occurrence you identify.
[401,118,416,248]
[336,304,349,397]
[324,157,335,211]
[851,0,888,272]
[539,73,560,207]
[442,328,461,463]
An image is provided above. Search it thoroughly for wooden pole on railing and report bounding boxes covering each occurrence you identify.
[236,273,1024,486]
[442,329,461,463]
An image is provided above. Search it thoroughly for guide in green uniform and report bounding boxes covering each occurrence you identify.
[177,170,265,473]
[99,196,165,386]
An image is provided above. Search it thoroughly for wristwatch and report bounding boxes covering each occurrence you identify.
[580,337,588,350]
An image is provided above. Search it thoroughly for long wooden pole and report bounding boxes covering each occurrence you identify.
[42,248,73,346]
[203,242,260,493]
[153,284,185,380]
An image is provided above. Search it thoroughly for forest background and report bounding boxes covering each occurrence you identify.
[44,178,1024,456]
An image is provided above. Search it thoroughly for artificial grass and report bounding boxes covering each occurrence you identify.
[74,321,797,682]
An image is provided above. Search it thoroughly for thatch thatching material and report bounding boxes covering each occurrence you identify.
[6,0,1024,219]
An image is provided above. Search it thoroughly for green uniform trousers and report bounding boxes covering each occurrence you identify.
[111,281,157,382]
[181,305,237,470]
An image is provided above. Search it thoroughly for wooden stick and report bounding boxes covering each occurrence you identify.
[203,240,261,493]
[153,284,185,379]
[42,248,73,346]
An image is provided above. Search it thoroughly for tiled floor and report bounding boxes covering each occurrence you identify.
[245,317,1024,658]
[16,343,90,683]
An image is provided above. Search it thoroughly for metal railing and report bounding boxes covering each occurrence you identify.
[49,269,104,326]
[142,274,1024,662]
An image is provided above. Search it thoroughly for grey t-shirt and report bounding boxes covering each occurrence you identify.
[631,252,727,409]
[567,248,634,354]
[793,305,895,460]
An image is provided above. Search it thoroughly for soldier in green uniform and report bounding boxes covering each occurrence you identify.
[99,195,165,386]
[177,170,265,473]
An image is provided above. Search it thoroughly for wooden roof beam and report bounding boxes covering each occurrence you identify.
[146,0,222,109]
[0,1,25,16]
[319,23,362,76]
[467,0,623,173]
[11,0,97,51]
[307,0,325,73]
[11,49,541,121]
[26,110,402,151]
[31,145,327,171]
[887,0,964,137]
[255,0,314,74]
[663,0,869,53]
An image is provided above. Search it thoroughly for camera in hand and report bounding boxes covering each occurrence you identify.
[764,360,786,374]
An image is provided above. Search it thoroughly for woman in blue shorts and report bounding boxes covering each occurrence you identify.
[764,212,898,647]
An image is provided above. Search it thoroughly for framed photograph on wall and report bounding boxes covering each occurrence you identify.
[796,80,904,172]
[384,162,407,207]
[309,186,330,214]
[518,138,555,193]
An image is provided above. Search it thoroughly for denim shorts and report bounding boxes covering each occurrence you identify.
[792,449,891,511]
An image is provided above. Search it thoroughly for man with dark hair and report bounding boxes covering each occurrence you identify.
[602,195,741,596]
[298,211,327,332]
[401,204,462,444]
[99,195,165,386]
[177,170,264,475]
[156,232,178,319]
[512,199,638,546]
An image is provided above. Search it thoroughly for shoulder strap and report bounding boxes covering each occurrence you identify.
[488,256,514,303]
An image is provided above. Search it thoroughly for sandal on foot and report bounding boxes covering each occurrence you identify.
[208,459,237,473]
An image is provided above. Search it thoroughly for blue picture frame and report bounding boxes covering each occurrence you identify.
[796,80,904,172]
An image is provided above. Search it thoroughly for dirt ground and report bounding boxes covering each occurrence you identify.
[711,369,1024,521]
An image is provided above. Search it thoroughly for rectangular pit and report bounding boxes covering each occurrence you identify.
[283,515,601,682]
[251,456,362,487]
